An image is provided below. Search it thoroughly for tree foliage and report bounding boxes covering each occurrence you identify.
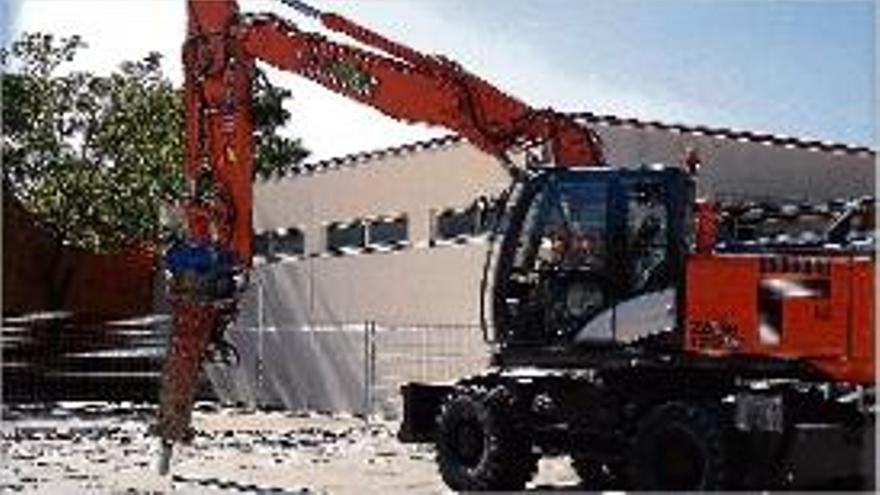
[2,32,309,251]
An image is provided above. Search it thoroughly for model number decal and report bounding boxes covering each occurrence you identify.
[689,319,742,351]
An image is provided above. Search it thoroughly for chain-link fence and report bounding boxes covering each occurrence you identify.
[368,322,489,419]
[204,319,490,420]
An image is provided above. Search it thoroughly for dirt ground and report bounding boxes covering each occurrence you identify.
[1,402,582,494]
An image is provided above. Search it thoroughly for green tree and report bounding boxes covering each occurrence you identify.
[2,32,309,251]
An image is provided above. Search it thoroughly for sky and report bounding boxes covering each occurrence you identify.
[3,0,876,162]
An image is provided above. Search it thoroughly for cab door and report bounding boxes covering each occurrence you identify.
[493,172,613,346]
[574,169,691,345]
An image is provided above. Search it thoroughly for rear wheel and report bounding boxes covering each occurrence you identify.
[435,386,538,491]
[628,401,738,490]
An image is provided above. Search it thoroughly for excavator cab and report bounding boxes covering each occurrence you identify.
[490,165,694,350]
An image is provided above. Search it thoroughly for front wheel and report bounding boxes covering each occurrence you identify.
[628,401,739,490]
[435,387,538,491]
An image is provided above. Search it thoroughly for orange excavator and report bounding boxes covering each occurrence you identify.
[155,0,604,473]
[156,0,874,489]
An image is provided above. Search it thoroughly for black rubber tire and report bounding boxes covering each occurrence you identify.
[570,454,624,490]
[628,401,737,490]
[435,387,538,491]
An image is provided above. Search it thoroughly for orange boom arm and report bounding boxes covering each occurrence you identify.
[240,9,604,167]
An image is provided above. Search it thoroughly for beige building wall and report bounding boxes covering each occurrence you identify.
[251,141,512,326]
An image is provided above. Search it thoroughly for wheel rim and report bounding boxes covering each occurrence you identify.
[452,419,484,467]
[652,425,707,489]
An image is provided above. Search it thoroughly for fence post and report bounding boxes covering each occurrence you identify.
[370,320,377,419]
[256,273,264,410]
[363,320,371,425]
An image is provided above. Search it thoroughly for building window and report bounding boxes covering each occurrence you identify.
[436,208,477,242]
[327,221,366,254]
[367,216,408,249]
[253,227,304,263]
[275,227,305,258]
[475,196,504,234]
[253,231,273,262]
[434,196,503,244]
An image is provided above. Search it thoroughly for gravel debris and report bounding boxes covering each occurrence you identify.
[2,401,582,493]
